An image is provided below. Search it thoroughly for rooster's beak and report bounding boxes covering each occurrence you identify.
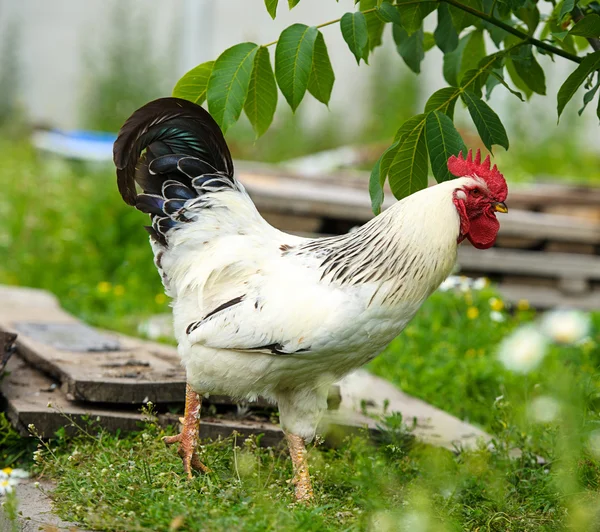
[492,202,508,213]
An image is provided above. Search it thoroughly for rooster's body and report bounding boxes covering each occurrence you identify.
[114,98,508,501]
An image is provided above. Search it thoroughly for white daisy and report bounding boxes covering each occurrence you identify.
[0,468,27,496]
[490,311,505,323]
[541,310,591,345]
[498,325,549,374]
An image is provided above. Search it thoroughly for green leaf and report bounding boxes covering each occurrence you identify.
[505,57,533,99]
[244,47,277,138]
[443,34,471,86]
[369,115,424,213]
[308,31,335,105]
[207,43,259,133]
[459,30,486,85]
[499,0,527,10]
[369,156,385,214]
[265,0,278,19]
[488,70,524,100]
[424,32,436,52]
[376,2,403,26]
[578,74,600,115]
[516,4,540,35]
[510,45,546,95]
[388,121,429,200]
[397,0,437,35]
[460,69,486,98]
[377,115,429,203]
[393,24,425,74]
[462,90,509,152]
[557,51,600,119]
[425,111,467,183]
[485,68,503,98]
[361,0,385,54]
[288,0,301,8]
[559,0,575,21]
[449,0,483,32]
[275,24,318,111]
[434,4,459,53]
[425,87,459,118]
[172,61,215,104]
[570,14,600,37]
[340,12,369,64]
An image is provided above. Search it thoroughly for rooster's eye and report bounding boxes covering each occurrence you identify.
[471,189,481,197]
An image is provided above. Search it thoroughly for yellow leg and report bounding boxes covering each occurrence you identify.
[285,432,314,503]
[163,383,210,478]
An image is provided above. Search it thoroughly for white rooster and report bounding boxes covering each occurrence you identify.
[114,97,508,502]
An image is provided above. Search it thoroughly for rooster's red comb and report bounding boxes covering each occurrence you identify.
[447,149,507,200]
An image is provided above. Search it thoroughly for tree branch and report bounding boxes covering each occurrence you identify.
[440,0,583,63]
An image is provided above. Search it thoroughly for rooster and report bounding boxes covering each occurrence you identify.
[114,98,508,502]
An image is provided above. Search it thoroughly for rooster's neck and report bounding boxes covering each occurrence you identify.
[296,180,465,306]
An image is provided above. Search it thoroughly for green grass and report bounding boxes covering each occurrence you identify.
[1,137,600,530]
[23,405,570,531]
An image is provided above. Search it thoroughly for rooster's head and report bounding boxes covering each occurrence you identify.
[448,149,508,250]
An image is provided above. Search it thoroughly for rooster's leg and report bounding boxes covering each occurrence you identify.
[163,383,210,478]
[285,432,313,502]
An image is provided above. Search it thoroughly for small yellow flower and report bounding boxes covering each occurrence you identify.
[489,297,504,312]
[467,307,479,320]
[113,285,125,296]
[466,348,476,358]
[2,467,12,475]
[155,293,167,305]
[97,281,112,294]
[517,299,530,311]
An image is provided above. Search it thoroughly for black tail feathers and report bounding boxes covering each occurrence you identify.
[113,97,233,206]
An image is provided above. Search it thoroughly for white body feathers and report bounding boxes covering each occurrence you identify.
[157,177,471,440]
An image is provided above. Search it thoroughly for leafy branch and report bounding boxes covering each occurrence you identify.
[173,0,600,213]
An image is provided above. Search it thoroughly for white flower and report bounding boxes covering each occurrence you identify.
[473,277,489,290]
[541,310,591,345]
[529,396,560,423]
[490,311,505,323]
[438,276,460,292]
[498,325,549,374]
[0,468,28,496]
[0,479,14,495]
[458,276,472,293]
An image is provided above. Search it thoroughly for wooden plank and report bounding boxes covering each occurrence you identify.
[0,285,202,403]
[457,246,600,280]
[496,284,600,311]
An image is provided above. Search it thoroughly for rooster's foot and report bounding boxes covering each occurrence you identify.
[163,383,210,478]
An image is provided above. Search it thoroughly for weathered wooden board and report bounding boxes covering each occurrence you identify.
[0,285,186,404]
